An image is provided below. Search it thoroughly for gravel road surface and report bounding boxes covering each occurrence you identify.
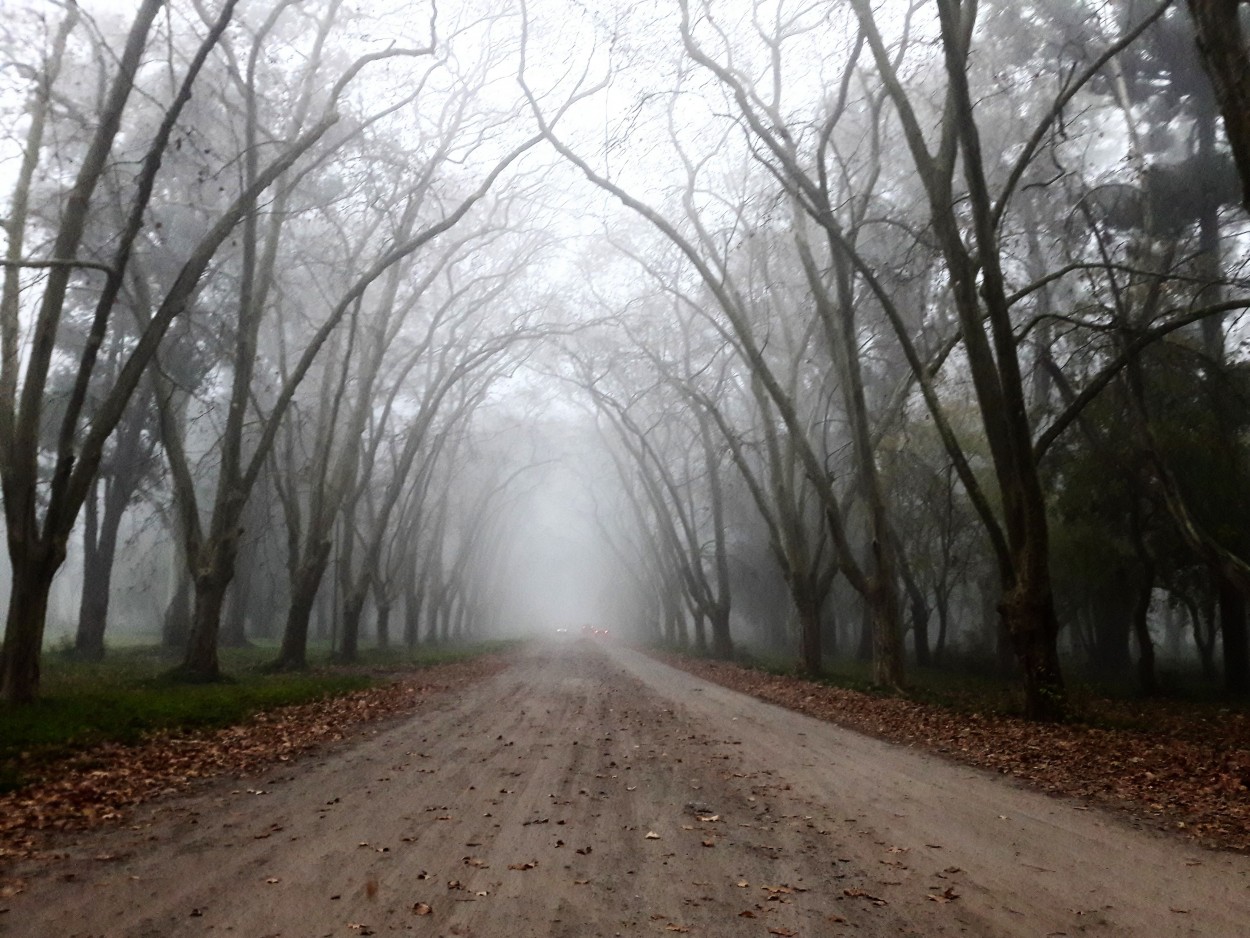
[4,640,1249,937]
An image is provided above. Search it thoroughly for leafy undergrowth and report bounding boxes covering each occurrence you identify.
[0,652,508,864]
[660,654,1250,853]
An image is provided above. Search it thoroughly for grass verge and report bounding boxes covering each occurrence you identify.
[0,640,511,792]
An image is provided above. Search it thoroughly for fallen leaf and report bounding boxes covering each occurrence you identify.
[738,909,756,918]
[507,860,538,871]
[664,925,689,933]
[843,887,887,906]
[927,887,959,904]
[645,831,661,840]
[575,846,593,855]
[768,929,797,937]
[413,903,432,915]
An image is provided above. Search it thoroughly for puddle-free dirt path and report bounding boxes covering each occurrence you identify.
[5,641,1248,936]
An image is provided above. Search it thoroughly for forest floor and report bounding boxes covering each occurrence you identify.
[2,639,1248,937]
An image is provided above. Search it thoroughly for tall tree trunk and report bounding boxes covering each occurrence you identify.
[934,584,951,664]
[376,602,391,651]
[0,545,62,703]
[794,581,822,677]
[856,601,873,662]
[74,480,127,660]
[1186,0,1250,214]
[163,559,192,651]
[452,596,468,641]
[820,596,838,660]
[75,480,104,659]
[1189,594,1218,683]
[1164,601,1185,661]
[1219,574,1249,694]
[403,583,420,648]
[897,548,931,668]
[1001,564,1062,714]
[339,588,366,663]
[709,606,731,659]
[691,609,706,654]
[179,571,231,682]
[221,551,253,648]
[273,548,332,671]
[177,533,240,681]
[1088,592,1133,677]
[1132,573,1157,696]
[798,235,904,688]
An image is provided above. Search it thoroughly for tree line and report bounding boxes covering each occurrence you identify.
[0,0,561,703]
[2,0,1250,722]
[530,0,1250,720]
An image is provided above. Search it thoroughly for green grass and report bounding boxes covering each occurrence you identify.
[0,639,512,792]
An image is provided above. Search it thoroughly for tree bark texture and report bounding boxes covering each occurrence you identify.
[1187,0,1250,213]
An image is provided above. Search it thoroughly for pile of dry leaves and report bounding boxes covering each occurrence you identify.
[664,655,1250,853]
[0,655,505,863]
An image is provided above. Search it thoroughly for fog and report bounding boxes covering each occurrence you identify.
[2,0,1248,710]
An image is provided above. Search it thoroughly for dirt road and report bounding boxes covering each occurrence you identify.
[5,641,1249,937]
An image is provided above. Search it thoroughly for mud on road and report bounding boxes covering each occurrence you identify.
[4,641,1249,937]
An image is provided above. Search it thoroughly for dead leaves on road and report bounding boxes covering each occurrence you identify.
[842,887,888,906]
[0,657,505,861]
[667,655,1250,851]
